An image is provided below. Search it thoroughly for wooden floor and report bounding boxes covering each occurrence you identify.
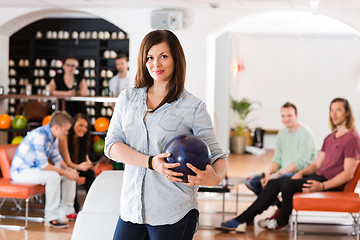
[0,151,357,239]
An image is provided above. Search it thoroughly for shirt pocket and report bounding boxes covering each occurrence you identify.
[122,108,136,129]
[158,113,184,132]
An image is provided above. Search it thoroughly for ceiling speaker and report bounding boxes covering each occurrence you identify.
[151,10,183,30]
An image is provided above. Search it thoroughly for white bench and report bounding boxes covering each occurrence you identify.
[71,170,123,240]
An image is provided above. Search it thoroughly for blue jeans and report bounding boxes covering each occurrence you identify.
[113,209,199,240]
[244,172,295,206]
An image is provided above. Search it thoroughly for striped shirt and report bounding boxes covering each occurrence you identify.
[10,124,63,175]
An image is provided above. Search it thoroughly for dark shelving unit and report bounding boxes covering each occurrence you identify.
[7,18,128,153]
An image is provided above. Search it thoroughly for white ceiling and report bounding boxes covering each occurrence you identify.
[1,0,360,9]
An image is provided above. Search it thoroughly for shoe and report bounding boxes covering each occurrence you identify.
[66,213,77,221]
[258,218,283,230]
[45,219,69,229]
[258,208,281,225]
[217,219,246,232]
[269,208,281,219]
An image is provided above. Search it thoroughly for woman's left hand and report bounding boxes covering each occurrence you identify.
[183,163,221,187]
[78,161,92,171]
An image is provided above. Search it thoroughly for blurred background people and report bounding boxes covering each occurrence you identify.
[109,53,129,97]
[49,55,88,116]
[244,102,317,220]
[59,113,95,213]
[10,111,79,228]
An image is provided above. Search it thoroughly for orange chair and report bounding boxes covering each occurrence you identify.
[94,162,113,176]
[292,164,360,240]
[0,144,45,230]
[16,101,51,130]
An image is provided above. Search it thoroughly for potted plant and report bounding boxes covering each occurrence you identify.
[230,97,261,154]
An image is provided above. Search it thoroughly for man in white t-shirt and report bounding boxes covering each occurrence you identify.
[109,53,129,97]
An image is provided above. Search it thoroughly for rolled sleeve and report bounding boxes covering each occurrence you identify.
[105,91,127,159]
[192,101,228,164]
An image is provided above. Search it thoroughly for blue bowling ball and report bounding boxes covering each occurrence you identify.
[164,134,211,183]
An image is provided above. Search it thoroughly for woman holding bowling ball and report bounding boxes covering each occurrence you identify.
[105,30,227,240]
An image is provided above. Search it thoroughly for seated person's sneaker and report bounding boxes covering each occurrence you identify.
[258,218,284,230]
[217,219,247,232]
[66,213,78,221]
[45,219,69,229]
[269,208,281,219]
[257,208,281,228]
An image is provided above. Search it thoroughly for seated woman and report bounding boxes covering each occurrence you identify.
[59,113,96,212]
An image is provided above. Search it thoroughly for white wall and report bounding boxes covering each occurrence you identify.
[2,7,360,150]
[229,33,360,149]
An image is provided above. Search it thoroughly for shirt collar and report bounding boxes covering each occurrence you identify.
[44,124,55,142]
[140,87,186,112]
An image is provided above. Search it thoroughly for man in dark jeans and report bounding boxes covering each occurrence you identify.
[218,97,360,232]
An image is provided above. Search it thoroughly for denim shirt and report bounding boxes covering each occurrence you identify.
[104,87,227,226]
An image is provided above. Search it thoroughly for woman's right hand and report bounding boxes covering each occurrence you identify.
[78,161,92,171]
[152,153,183,183]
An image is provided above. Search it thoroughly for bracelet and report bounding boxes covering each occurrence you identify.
[322,182,325,191]
[148,156,154,170]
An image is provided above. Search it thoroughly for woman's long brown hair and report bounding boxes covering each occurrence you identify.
[135,30,186,111]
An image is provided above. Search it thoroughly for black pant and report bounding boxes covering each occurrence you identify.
[74,169,96,213]
[235,175,334,227]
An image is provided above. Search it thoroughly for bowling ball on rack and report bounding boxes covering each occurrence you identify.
[11,115,27,129]
[0,114,11,129]
[11,136,24,145]
[93,135,101,143]
[93,139,105,154]
[94,117,110,132]
[164,134,211,183]
[42,115,51,125]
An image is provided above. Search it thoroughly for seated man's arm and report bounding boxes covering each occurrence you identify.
[276,163,298,175]
[44,142,79,181]
[261,162,280,187]
[292,151,325,179]
[322,157,358,190]
[301,157,357,192]
[43,162,79,181]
